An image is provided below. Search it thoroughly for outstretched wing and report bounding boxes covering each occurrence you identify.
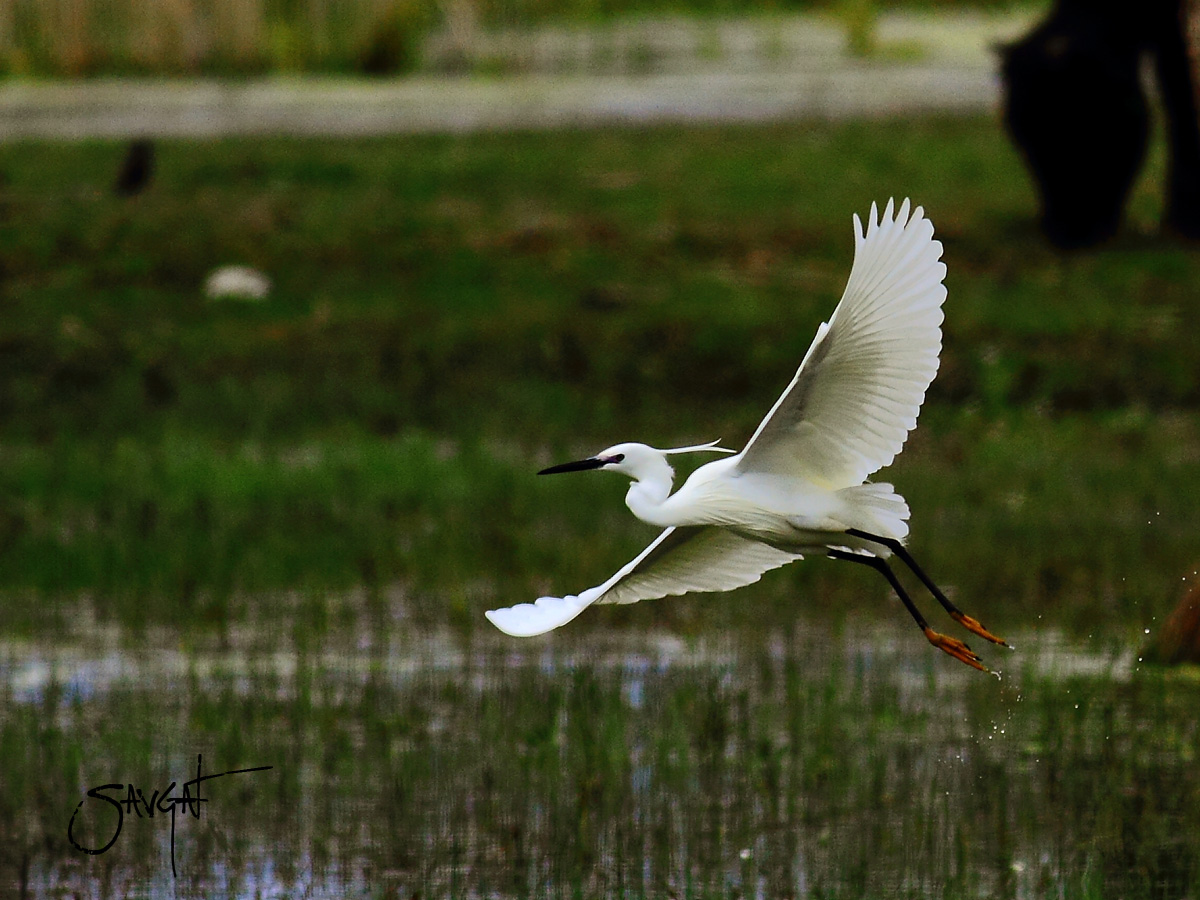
[736,198,946,489]
[485,527,801,637]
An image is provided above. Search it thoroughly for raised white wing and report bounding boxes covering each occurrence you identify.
[485,526,801,637]
[736,198,946,489]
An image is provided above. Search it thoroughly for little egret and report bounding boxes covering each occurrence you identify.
[487,199,1008,673]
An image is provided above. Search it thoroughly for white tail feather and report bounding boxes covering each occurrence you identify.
[839,482,911,541]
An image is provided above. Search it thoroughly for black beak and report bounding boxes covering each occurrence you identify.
[538,457,607,475]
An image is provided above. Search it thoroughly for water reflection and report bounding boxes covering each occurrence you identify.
[1,620,1197,899]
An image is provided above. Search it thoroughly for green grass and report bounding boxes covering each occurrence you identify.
[3,121,1189,446]
[0,118,1196,642]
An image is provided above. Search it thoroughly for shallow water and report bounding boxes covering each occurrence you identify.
[1,616,1197,899]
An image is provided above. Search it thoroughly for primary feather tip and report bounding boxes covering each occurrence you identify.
[485,594,590,636]
[854,197,924,247]
[659,439,736,456]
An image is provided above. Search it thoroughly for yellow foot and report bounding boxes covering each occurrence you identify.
[950,612,1010,648]
[924,628,991,674]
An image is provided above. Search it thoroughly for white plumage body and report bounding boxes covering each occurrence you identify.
[486,199,1006,672]
[628,454,906,544]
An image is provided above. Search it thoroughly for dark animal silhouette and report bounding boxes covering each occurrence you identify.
[114,138,155,197]
[1001,0,1200,247]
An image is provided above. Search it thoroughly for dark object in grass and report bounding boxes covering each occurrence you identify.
[1000,0,1200,248]
[114,138,155,197]
[1145,576,1200,665]
[357,0,431,75]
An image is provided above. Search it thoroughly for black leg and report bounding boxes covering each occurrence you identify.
[828,548,988,673]
[828,548,927,630]
[846,529,955,613]
[845,528,1010,648]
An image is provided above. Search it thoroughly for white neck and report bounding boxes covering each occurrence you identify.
[623,456,676,527]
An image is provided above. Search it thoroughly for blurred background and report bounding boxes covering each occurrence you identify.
[2,0,1200,897]
[0,0,1005,76]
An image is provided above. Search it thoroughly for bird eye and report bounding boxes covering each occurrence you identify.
[608,454,625,464]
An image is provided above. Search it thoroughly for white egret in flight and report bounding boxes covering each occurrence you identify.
[487,199,1008,673]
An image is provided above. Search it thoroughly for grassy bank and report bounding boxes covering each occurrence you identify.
[0,118,1197,641]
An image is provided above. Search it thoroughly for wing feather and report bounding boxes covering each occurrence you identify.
[736,198,946,488]
[485,527,800,637]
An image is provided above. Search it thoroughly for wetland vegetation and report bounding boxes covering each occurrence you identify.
[0,117,1198,896]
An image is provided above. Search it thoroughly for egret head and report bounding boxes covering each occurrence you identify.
[538,440,733,479]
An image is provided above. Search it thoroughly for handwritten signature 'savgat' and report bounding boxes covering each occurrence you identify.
[68,755,272,877]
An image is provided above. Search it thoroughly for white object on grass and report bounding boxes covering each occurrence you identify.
[204,265,271,301]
